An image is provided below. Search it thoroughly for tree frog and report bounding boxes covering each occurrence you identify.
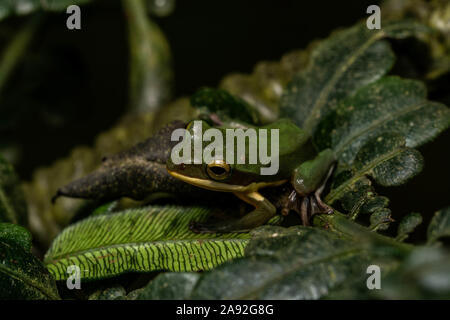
[167,119,335,233]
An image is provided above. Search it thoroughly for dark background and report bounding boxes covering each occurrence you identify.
[1,0,448,239]
[4,0,383,177]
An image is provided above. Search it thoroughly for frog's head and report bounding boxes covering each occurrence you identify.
[167,157,240,192]
[166,120,284,192]
[167,120,239,192]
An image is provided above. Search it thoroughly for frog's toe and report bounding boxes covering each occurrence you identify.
[296,193,334,225]
[313,191,333,215]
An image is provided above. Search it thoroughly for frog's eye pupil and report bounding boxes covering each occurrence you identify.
[206,161,231,180]
[210,166,226,175]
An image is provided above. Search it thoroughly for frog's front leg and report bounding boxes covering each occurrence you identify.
[291,149,336,226]
[189,191,276,233]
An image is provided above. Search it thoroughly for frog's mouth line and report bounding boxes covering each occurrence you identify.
[167,170,286,193]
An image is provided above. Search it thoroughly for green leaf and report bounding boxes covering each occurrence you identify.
[191,88,261,125]
[188,226,397,299]
[396,212,423,242]
[89,286,127,300]
[0,0,90,20]
[0,226,60,299]
[359,196,390,216]
[314,76,450,165]
[0,15,40,95]
[351,132,423,187]
[369,208,394,232]
[220,49,312,124]
[374,246,450,299]
[325,245,450,300]
[0,222,32,251]
[280,20,429,134]
[44,205,250,280]
[138,218,412,300]
[137,272,200,300]
[0,154,27,225]
[325,132,423,224]
[427,206,450,244]
[122,0,172,113]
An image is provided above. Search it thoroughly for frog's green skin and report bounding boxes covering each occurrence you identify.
[167,119,335,233]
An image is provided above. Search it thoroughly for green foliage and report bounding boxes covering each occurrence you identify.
[90,201,118,216]
[0,223,59,299]
[345,132,423,187]
[0,15,40,95]
[277,18,448,257]
[325,132,423,229]
[396,213,422,242]
[88,286,127,300]
[373,247,450,299]
[427,206,450,245]
[0,0,91,20]
[136,223,405,299]
[314,76,450,165]
[324,245,450,300]
[0,154,27,225]
[191,88,261,125]
[44,206,250,280]
[122,0,173,113]
[191,226,374,299]
[280,20,429,134]
[137,273,200,300]
[0,223,31,251]
[136,212,448,299]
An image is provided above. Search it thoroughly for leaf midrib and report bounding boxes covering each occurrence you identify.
[334,101,428,157]
[303,29,385,133]
[45,237,250,263]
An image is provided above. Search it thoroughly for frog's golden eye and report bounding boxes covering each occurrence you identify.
[206,160,231,181]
